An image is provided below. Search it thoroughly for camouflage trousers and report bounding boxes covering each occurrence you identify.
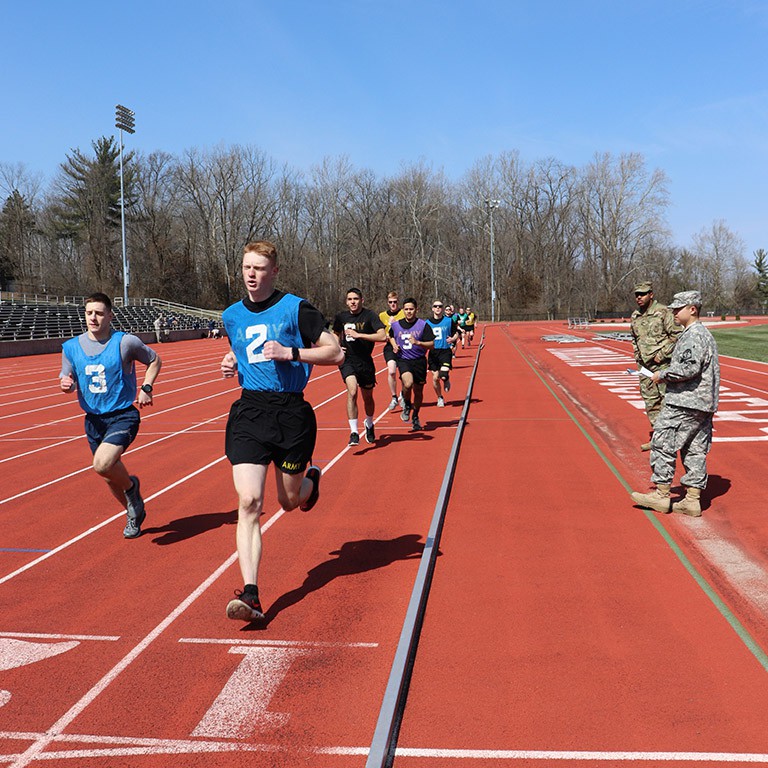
[639,363,667,425]
[650,404,713,489]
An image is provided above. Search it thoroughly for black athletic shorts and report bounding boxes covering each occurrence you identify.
[339,356,377,389]
[396,356,428,385]
[84,406,140,454]
[428,348,453,372]
[225,390,316,474]
[383,344,397,364]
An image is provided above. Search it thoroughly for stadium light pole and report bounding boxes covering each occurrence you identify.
[115,105,135,306]
[485,199,500,323]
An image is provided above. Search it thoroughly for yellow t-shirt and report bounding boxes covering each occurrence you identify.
[379,308,405,334]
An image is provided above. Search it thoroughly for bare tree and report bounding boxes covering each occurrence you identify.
[692,219,745,311]
[577,152,670,313]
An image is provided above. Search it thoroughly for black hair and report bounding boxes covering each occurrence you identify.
[85,292,112,311]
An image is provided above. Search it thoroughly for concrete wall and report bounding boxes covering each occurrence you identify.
[0,329,210,358]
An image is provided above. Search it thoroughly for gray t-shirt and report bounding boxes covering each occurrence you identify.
[60,332,156,377]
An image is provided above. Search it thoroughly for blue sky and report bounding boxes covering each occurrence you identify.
[2,0,766,257]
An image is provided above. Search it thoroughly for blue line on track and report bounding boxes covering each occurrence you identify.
[0,548,52,553]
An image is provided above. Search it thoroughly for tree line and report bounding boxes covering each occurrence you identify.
[1,140,766,320]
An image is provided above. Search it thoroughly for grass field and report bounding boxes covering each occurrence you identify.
[711,324,768,363]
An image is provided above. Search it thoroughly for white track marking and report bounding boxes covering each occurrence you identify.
[179,638,377,648]
[0,632,118,641]
[4,434,359,767]
[192,645,311,735]
[0,453,226,586]
[1,738,768,763]
[0,411,227,505]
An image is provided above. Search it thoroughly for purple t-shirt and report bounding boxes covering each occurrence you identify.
[390,318,432,360]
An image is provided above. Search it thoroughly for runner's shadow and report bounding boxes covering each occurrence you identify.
[144,510,237,545]
[242,534,429,629]
[353,432,433,453]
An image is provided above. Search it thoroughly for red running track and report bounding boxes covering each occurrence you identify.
[1,323,768,767]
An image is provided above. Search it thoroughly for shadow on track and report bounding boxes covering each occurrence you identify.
[145,509,237,545]
[241,534,433,629]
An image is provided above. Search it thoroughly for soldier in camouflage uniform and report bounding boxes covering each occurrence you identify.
[630,281,681,450]
[631,291,720,517]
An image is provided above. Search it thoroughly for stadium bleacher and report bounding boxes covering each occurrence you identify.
[0,298,222,342]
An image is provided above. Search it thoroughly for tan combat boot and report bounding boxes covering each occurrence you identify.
[672,487,702,517]
[631,484,671,514]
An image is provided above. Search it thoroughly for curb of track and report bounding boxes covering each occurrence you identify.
[365,329,487,768]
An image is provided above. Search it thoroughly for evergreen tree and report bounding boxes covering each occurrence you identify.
[0,189,36,289]
[50,136,135,291]
[754,248,768,308]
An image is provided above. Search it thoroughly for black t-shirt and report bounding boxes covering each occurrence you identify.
[243,290,327,347]
[332,308,385,360]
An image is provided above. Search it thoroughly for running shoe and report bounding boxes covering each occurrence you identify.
[398,394,406,408]
[226,587,264,622]
[348,432,360,446]
[365,423,376,444]
[123,476,146,539]
[300,465,321,511]
[387,397,398,411]
[444,378,451,392]
[400,402,411,422]
[437,396,445,407]
[411,415,423,432]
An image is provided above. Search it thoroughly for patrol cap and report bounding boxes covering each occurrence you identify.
[668,290,702,309]
[633,281,653,294]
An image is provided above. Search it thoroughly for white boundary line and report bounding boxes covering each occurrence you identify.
[2,423,377,767]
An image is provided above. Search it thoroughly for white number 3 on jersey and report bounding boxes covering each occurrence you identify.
[85,364,108,394]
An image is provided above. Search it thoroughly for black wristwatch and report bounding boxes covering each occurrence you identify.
[291,347,300,361]
[141,383,154,394]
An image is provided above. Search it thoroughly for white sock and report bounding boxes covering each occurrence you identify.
[364,417,374,428]
[349,419,358,433]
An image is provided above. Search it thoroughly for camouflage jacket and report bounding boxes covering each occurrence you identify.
[630,300,681,366]
[659,321,720,413]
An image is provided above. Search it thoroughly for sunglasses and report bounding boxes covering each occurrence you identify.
[432,304,443,308]
[388,300,398,304]
[635,291,650,297]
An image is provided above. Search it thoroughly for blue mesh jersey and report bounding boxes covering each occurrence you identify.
[62,331,137,415]
[426,315,454,349]
[222,293,312,392]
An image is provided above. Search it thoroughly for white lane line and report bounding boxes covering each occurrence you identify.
[0,632,119,642]
[0,410,228,505]
[3,430,367,768]
[179,638,378,648]
[3,736,768,763]
[0,452,226,587]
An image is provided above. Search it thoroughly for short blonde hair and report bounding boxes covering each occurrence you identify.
[387,291,398,300]
[243,240,278,264]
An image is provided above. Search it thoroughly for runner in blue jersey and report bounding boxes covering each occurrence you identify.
[221,240,343,622]
[426,300,459,407]
[60,292,162,539]
[389,298,434,432]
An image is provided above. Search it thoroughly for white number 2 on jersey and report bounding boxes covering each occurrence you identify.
[245,324,268,363]
[85,364,107,394]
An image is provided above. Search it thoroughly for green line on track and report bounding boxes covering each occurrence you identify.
[507,333,768,675]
